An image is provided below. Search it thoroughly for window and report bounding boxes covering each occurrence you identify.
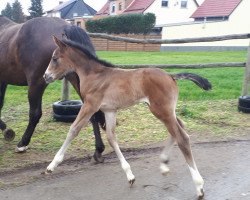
[119,3,122,10]
[111,3,115,13]
[162,0,169,7]
[76,22,81,27]
[181,0,188,8]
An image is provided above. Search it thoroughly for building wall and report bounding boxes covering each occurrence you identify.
[145,0,198,26]
[161,0,250,49]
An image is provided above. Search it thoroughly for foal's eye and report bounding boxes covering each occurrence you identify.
[52,57,58,62]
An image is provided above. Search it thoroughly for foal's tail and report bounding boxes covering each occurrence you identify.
[172,73,212,90]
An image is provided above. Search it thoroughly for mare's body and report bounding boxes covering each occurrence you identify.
[0,16,105,160]
[44,37,212,198]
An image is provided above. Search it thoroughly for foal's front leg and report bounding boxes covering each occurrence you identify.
[105,112,135,185]
[46,104,96,173]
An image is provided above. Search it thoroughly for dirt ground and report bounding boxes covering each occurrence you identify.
[1,132,250,200]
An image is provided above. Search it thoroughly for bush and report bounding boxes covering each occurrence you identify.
[86,13,156,34]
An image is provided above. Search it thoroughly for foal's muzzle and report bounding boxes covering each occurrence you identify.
[43,73,54,84]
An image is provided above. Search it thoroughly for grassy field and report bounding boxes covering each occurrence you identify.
[1,50,250,173]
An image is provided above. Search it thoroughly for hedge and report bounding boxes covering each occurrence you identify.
[86,13,156,34]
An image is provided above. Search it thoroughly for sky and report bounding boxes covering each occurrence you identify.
[0,0,107,15]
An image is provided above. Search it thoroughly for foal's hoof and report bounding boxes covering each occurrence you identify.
[197,188,205,199]
[41,169,53,175]
[160,163,170,175]
[15,146,28,153]
[129,178,135,187]
[3,128,15,141]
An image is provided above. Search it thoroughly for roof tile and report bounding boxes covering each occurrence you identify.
[123,0,155,13]
[191,0,242,18]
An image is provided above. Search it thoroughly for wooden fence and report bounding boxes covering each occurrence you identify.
[61,33,250,99]
[90,34,161,52]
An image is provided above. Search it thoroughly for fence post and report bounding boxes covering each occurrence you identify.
[241,41,250,96]
[61,78,70,101]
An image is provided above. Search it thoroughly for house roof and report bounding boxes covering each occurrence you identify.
[191,0,242,18]
[47,0,96,19]
[50,0,76,12]
[96,0,200,16]
[123,0,155,14]
[95,1,109,16]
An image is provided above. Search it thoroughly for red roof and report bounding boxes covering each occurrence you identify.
[123,0,155,14]
[96,0,155,16]
[191,0,242,18]
[96,1,109,16]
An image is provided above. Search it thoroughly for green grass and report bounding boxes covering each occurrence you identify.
[97,50,246,100]
[97,51,247,64]
[0,50,249,174]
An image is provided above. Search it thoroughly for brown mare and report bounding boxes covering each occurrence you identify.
[44,36,212,198]
[0,16,105,162]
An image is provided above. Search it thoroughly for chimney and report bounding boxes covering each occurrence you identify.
[59,1,63,4]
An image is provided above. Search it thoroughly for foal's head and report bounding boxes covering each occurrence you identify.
[44,36,76,83]
[44,35,115,83]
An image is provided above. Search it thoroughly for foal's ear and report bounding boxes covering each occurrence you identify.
[52,35,67,51]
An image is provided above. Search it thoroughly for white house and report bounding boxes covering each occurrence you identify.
[162,0,250,51]
[146,0,200,26]
[96,0,200,27]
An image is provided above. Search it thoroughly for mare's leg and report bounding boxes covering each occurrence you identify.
[0,82,7,131]
[16,80,47,152]
[66,73,105,162]
[46,103,97,172]
[150,104,204,198]
[90,113,105,163]
[0,83,15,141]
[105,112,135,185]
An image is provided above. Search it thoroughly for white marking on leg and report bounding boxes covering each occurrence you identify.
[188,166,204,197]
[46,126,79,172]
[15,146,28,152]
[105,111,135,184]
[160,163,170,175]
[159,136,175,175]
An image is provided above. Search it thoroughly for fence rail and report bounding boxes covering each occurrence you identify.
[118,62,245,69]
[62,33,250,100]
[88,33,250,44]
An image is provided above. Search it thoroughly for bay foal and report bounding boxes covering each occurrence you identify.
[44,36,212,198]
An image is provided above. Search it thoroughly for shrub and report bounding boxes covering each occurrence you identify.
[86,13,156,34]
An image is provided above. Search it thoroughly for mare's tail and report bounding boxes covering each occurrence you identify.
[172,73,212,91]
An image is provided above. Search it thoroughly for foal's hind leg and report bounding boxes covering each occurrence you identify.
[166,117,204,197]
[150,105,204,197]
[105,112,135,185]
[159,135,175,175]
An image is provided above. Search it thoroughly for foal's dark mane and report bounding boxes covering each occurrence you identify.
[62,38,115,68]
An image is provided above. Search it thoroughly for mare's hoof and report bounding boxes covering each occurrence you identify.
[91,152,105,164]
[3,128,15,141]
[15,146,28,153]
[197,188,205,199]
[129,178,135,187]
